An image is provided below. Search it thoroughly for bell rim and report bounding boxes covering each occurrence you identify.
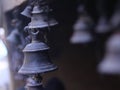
[18,65,58,75]
[27,22,58,29]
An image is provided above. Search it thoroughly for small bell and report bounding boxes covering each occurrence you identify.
[21,5,33,18]
[70,15,93,44]
[98,32,120,74]
[27,4,58,29]
[95,16,111,33]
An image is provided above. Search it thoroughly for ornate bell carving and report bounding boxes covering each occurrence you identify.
[95,16,111,33]
[98,32,120,74]
[21,5,33,18]
[27,4,58,29]
[19,30,57,75]
[70,15,93,44]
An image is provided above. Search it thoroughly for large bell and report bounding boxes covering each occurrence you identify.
[95,16,111,33]
[27,4,58,29]
[18,40,57,75]
[70,15,93,44]
[21,5,33,18]
[98,32,120,74]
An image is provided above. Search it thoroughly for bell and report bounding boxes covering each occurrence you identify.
[26,75,43,90]
[98,32,120,74]
[95,16,111,33]
[110,11,120,28]
[6,29,19,45]
[19,42,57,75]
[70,15,93,44]
[27,5,58,29]
[18,40,57,74]
[21,5,33,18]
[110,0,120,28]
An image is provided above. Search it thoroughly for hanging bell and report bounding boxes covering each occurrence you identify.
[18,40,57,75]
[27,4,58,29]
[21,5,33,18]
[19,42,57,75]
[25,75,43,90]
[110,0,120,28]
[95,16,111,33]
[110,11,120,28]
[70,15,93,44]
[6,29,20,45]
[98,32,120,74]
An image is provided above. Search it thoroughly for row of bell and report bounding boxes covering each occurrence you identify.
[18,0,58,75]
[70,4,120,44]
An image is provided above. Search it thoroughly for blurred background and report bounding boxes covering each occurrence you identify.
[1,0,120,90]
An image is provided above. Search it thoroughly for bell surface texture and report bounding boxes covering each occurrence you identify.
[19,51,57,75]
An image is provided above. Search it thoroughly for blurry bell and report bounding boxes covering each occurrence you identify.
[6,29,19,45]
[70,15,93,44]
[98,32,120,74]
[21,5,33,18]
[110,11,120,28]
[27,5,58,29]
[95,16,111,33]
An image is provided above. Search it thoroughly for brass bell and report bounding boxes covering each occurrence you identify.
[70,15,93,44]
[21,5,33,18]
[6,29,19,45]
[27,4,58,29]
[95,16,111,33]
[18,38,57,74]
[98,32,120,74]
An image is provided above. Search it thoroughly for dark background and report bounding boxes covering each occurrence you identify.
[5,0,120,90]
